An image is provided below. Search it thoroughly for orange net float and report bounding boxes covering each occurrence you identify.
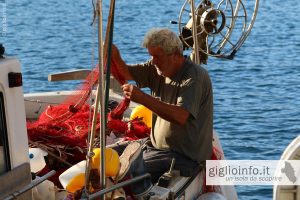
[66,173,85,194]
[65,148,120,194]
[91,148,120,177]
[130,105,152,128]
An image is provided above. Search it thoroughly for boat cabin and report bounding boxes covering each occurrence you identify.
[0,57,32,199]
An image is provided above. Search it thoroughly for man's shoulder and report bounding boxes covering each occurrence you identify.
[184,59,209,77]
[129,59,153,68]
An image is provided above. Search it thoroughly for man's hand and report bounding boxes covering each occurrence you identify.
[121,84,144,103]
[121,83,190,126]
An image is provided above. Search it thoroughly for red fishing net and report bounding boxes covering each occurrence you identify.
[27,60,150,150]
[27,68,100,148]
[108,59,150,140]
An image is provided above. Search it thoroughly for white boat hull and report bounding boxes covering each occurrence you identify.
[24,90,238,200]
[273,135,300,200]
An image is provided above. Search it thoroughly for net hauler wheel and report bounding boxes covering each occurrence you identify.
[178,0,259,63]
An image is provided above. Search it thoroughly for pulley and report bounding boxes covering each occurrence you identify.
[177,0,259,63]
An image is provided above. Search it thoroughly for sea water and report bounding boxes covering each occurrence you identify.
[2,0,300,199]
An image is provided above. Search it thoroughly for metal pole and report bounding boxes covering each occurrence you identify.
[84,0,105,196]
[85,0,116,198]
[98,0,117,196]
[98,0,106,197]
[190,0,200,64]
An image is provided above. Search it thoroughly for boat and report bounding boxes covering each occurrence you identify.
[0,0,259,199]
[273,135,300,200]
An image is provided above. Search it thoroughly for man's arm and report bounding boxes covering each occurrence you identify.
[111,44,133,81]
[122,84,190,126]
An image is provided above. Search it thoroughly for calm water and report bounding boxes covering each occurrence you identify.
[2,0,300,199]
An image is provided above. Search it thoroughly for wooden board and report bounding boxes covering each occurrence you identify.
[48,69,91,81]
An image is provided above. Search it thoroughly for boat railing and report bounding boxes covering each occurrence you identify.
[2,168,55,200]
[2,170,150,200]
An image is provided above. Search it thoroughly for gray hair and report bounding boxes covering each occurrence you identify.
[142,28,183,55]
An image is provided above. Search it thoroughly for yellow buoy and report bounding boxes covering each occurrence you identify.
[92,148,120,177]
[130,105,152,128]
[66,173,85,193]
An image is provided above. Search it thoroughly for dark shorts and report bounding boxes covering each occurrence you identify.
[110,138,200,183]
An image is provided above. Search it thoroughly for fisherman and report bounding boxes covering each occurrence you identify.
[111,28,213,198]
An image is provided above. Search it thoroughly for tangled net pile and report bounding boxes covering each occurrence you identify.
[27,61,150,164]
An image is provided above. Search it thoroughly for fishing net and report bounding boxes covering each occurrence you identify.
[27,60,150,162]
[27,67,100,148]
[26,59,150,189]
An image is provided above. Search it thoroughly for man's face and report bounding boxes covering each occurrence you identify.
[148,46,174,77]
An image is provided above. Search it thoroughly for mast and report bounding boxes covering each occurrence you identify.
[85,0,116,198]
[97,0,106,195]
[84,0,105,197]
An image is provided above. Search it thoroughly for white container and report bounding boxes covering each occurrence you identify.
[29,148,48,173]
[59,160,86,189]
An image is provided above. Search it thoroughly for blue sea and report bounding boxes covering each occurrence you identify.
[1,0,300,199]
